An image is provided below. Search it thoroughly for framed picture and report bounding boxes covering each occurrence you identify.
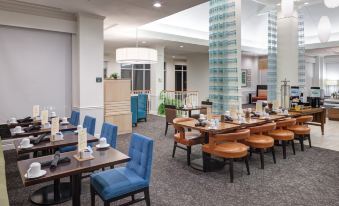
[241,70,247,87]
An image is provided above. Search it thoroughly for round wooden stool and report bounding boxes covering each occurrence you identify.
[287,115,313,151]
[268,118,296,159]
[245,123,276,169]
[202,129,250,183]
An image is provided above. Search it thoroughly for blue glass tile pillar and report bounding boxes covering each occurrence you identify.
[267,11,277,102]
[298,13,306,88]
[209,0,241,114]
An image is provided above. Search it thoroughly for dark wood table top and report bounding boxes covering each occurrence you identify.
[14,133,99,155]
[176,106,206,111]
[174,119,240,134]
[11,124,77,138]
[17,147,130,187]
[5,117,66,128]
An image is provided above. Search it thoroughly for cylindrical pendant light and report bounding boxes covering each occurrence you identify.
[318,16,332,43]
[281,0,294,17]
[324,0,339,8]
[116,48,158,64]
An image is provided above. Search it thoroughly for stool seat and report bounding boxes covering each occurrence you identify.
[268,129,294,141]
[203,142,248,159]
[245,135,274,148]
[287,125,310,135]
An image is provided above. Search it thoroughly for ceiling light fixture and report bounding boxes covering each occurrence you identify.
[304,2,309,5]
[141,41,147,44]
[324,0,339,8]
[116,29,158,64]
[153,2,162,8]
[318,16,332,43]
[179,45,184,48]
[281,0,294,17]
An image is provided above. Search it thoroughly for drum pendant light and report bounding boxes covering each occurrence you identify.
[281,0,294,17]
[324,0,339,8]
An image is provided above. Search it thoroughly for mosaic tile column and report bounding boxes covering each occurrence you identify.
[209,0,241,114]
[298,13,306,88]
[267,11,278,102]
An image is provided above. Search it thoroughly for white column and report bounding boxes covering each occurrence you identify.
[72,13,104,133]
[276,11,299,99]
[150,46,164,114]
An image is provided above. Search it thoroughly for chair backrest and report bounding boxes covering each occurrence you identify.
[250,122,276,135]
[165,105,177,123]
[138,94,148,118]
[0,124,11,139]
[131,96,138,123]
[214,129,250,144]
[127,133,154,182]
[172,117,195,139]
[276,118,296,129]
[296,115,313,125]
[83,115,96,135]
[100,123,117,148]
[69,111,80,126]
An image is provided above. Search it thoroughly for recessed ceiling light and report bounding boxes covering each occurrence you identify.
[172,56,175,58]
[277,3,281,6]
[179,45,184,48]
[141,41,147,44]
[304,2,309,5]
[153,2,162,8]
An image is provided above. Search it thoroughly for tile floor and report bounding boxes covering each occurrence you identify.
[308,119,339,151]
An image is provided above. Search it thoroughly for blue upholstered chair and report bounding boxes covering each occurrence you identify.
[131,96,138,127]
[90,133,154,206]
[59,115,96,153]
[100,123,117,148]
[69,110,80,126]
[137,94,148,122]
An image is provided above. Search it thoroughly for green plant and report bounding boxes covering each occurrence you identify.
[110,73,119,79]
[157,91,183,115]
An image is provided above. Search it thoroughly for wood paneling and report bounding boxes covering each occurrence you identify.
[104,80,132,134]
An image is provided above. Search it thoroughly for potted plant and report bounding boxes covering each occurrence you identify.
[109,73,119,80]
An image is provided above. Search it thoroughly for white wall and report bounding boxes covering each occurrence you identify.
[105,52,121,78]
[0,26,72,122]
[241,55,259,104]
[186,53,209,101]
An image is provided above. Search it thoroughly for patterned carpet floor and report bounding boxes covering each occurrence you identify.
[4,115,339,206]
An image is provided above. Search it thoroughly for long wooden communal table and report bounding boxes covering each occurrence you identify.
[17,147,130,206]
[174,115,288,172]
[287,107,326,135]
[13,133,99,157]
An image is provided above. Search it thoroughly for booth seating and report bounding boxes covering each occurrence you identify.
[90,133,153,206]
[137,94,148,122]
[202,129,250,183]
[131,96,138,127]
[172,118,204,166]
[268,119,296,159]
[245,123,276,169]
[287,115,313,151]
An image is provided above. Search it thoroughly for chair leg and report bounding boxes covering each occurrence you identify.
[308,134,312,148]
[90,185,95,206]
[282,141,287,159]
[104,201,110,206]
[229,158,234,183]
[172,142,177,158]
[244,156,250,175]
[299,136,305,151]
[259,149,264,169]
[271,147,276,164]
[144,187,151,206]
[165,122,168,136]
[131,194,135,201]
[291,140,296,155]
[187,146,191,166]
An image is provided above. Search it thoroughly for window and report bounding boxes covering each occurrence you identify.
[121,64,150,91]
[175,65,187,91]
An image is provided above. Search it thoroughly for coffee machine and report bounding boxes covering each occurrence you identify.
[309,87,321,108]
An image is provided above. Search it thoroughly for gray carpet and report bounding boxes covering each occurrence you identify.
[5,115,339,206]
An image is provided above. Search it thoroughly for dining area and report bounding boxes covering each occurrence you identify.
[0,106,154,206]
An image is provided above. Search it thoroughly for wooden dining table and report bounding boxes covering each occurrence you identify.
[14,132,99,156]
[176,106,206,117]
[11,123,77,138]
[17,147,130,206]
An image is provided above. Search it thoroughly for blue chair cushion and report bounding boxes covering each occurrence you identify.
[91,167,148,201]
[69,111,80,126]
[59,145,76,153]
[131,96,138,125]
[100,123,117,148]
[137,94,147,120]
